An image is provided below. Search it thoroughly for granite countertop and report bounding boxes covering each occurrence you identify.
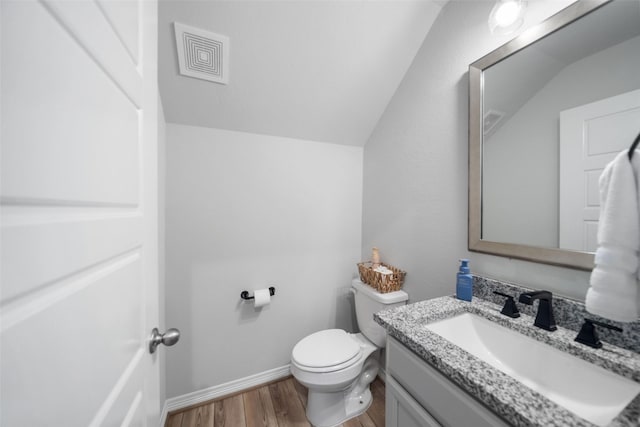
[375,296,640,427]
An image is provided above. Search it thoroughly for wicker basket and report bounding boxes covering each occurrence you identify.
[357,262,406,293]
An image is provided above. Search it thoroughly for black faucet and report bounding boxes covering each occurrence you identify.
[518,290,557,331]
[575,318,623,349]
[493,291,520,318]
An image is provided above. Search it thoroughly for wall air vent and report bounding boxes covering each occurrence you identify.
[174,22,229,85]
[483,109,505,137]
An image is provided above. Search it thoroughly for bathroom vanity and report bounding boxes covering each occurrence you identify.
[376,277,640,427]
[385,336,509,427]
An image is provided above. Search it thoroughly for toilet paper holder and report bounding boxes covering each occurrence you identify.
[241,286,276,300]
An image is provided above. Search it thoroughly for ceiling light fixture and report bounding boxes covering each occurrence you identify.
[488,0,527,35]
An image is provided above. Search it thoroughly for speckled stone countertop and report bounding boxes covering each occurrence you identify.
[375,296,640,427]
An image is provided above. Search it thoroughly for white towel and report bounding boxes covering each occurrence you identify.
[586,150,640,322]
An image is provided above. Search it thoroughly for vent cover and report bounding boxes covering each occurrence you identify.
[483,109,505,136]
[174,22,229,85]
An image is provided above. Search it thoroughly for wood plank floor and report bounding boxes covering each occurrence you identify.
[166,376,385,427]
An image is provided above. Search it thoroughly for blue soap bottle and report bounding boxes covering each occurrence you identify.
[456,259,473,301]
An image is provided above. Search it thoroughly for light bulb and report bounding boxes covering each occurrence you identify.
[488,0,527,35]
[495,1,521,27]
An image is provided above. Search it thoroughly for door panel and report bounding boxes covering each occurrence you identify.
[43,0,143,106]
[2,215,142,301]
[559,89,640,251]
[95,0,140,64]
[2,0,140,205]
[0,0,159,426]
[2,258,143,425]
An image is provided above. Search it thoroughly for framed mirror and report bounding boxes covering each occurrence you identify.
[469,0,640,270]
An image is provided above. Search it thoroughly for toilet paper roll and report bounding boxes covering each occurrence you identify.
[253,289,271,308]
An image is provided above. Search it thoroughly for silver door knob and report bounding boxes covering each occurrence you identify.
[149,327,180,354]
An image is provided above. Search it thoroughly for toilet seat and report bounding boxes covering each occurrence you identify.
[292,329,362,373]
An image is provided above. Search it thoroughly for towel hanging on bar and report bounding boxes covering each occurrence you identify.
[586,150,640,322]
[627,131,640,160]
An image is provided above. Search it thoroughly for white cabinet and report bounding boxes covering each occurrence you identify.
[386,336,510,427]
[386,375,441,427]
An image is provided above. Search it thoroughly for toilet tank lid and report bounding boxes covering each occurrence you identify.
[352,279,409,304]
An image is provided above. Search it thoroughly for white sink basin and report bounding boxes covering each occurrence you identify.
[425,313,640,426]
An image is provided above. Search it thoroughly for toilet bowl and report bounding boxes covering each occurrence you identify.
[291,331,379,426]
[290,279,408,427]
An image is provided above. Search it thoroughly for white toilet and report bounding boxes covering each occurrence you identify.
[290,279,408,427]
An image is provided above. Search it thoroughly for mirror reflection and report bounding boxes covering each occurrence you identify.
[480,0,640,253]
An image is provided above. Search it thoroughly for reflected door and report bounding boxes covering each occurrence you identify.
[559,89,640,251]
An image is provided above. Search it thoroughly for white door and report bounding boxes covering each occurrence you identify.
[559,89,640,252]
[1,0,160,426]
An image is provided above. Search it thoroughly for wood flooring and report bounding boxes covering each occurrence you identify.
[165,376,386,427]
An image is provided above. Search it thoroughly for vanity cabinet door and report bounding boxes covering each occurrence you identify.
[386,375,441,427]
[387,337,510,427]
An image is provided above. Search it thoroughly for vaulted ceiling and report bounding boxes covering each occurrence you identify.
[158,0,445,146]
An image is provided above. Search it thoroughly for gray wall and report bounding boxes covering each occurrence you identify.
[165,124,362,398]
[362,0,592,303]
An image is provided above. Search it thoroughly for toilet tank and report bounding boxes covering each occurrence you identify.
[352,279,408,347]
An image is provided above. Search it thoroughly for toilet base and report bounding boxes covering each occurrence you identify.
[345,387,373,421]
[306,384,373,427]
[305,356,379,427]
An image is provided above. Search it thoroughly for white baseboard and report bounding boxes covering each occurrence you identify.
[159,405,168,427]
[160,364,291,423]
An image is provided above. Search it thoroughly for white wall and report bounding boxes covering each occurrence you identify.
[165,124,363,398]
[483,35,640,248]
[362,0,594,303]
